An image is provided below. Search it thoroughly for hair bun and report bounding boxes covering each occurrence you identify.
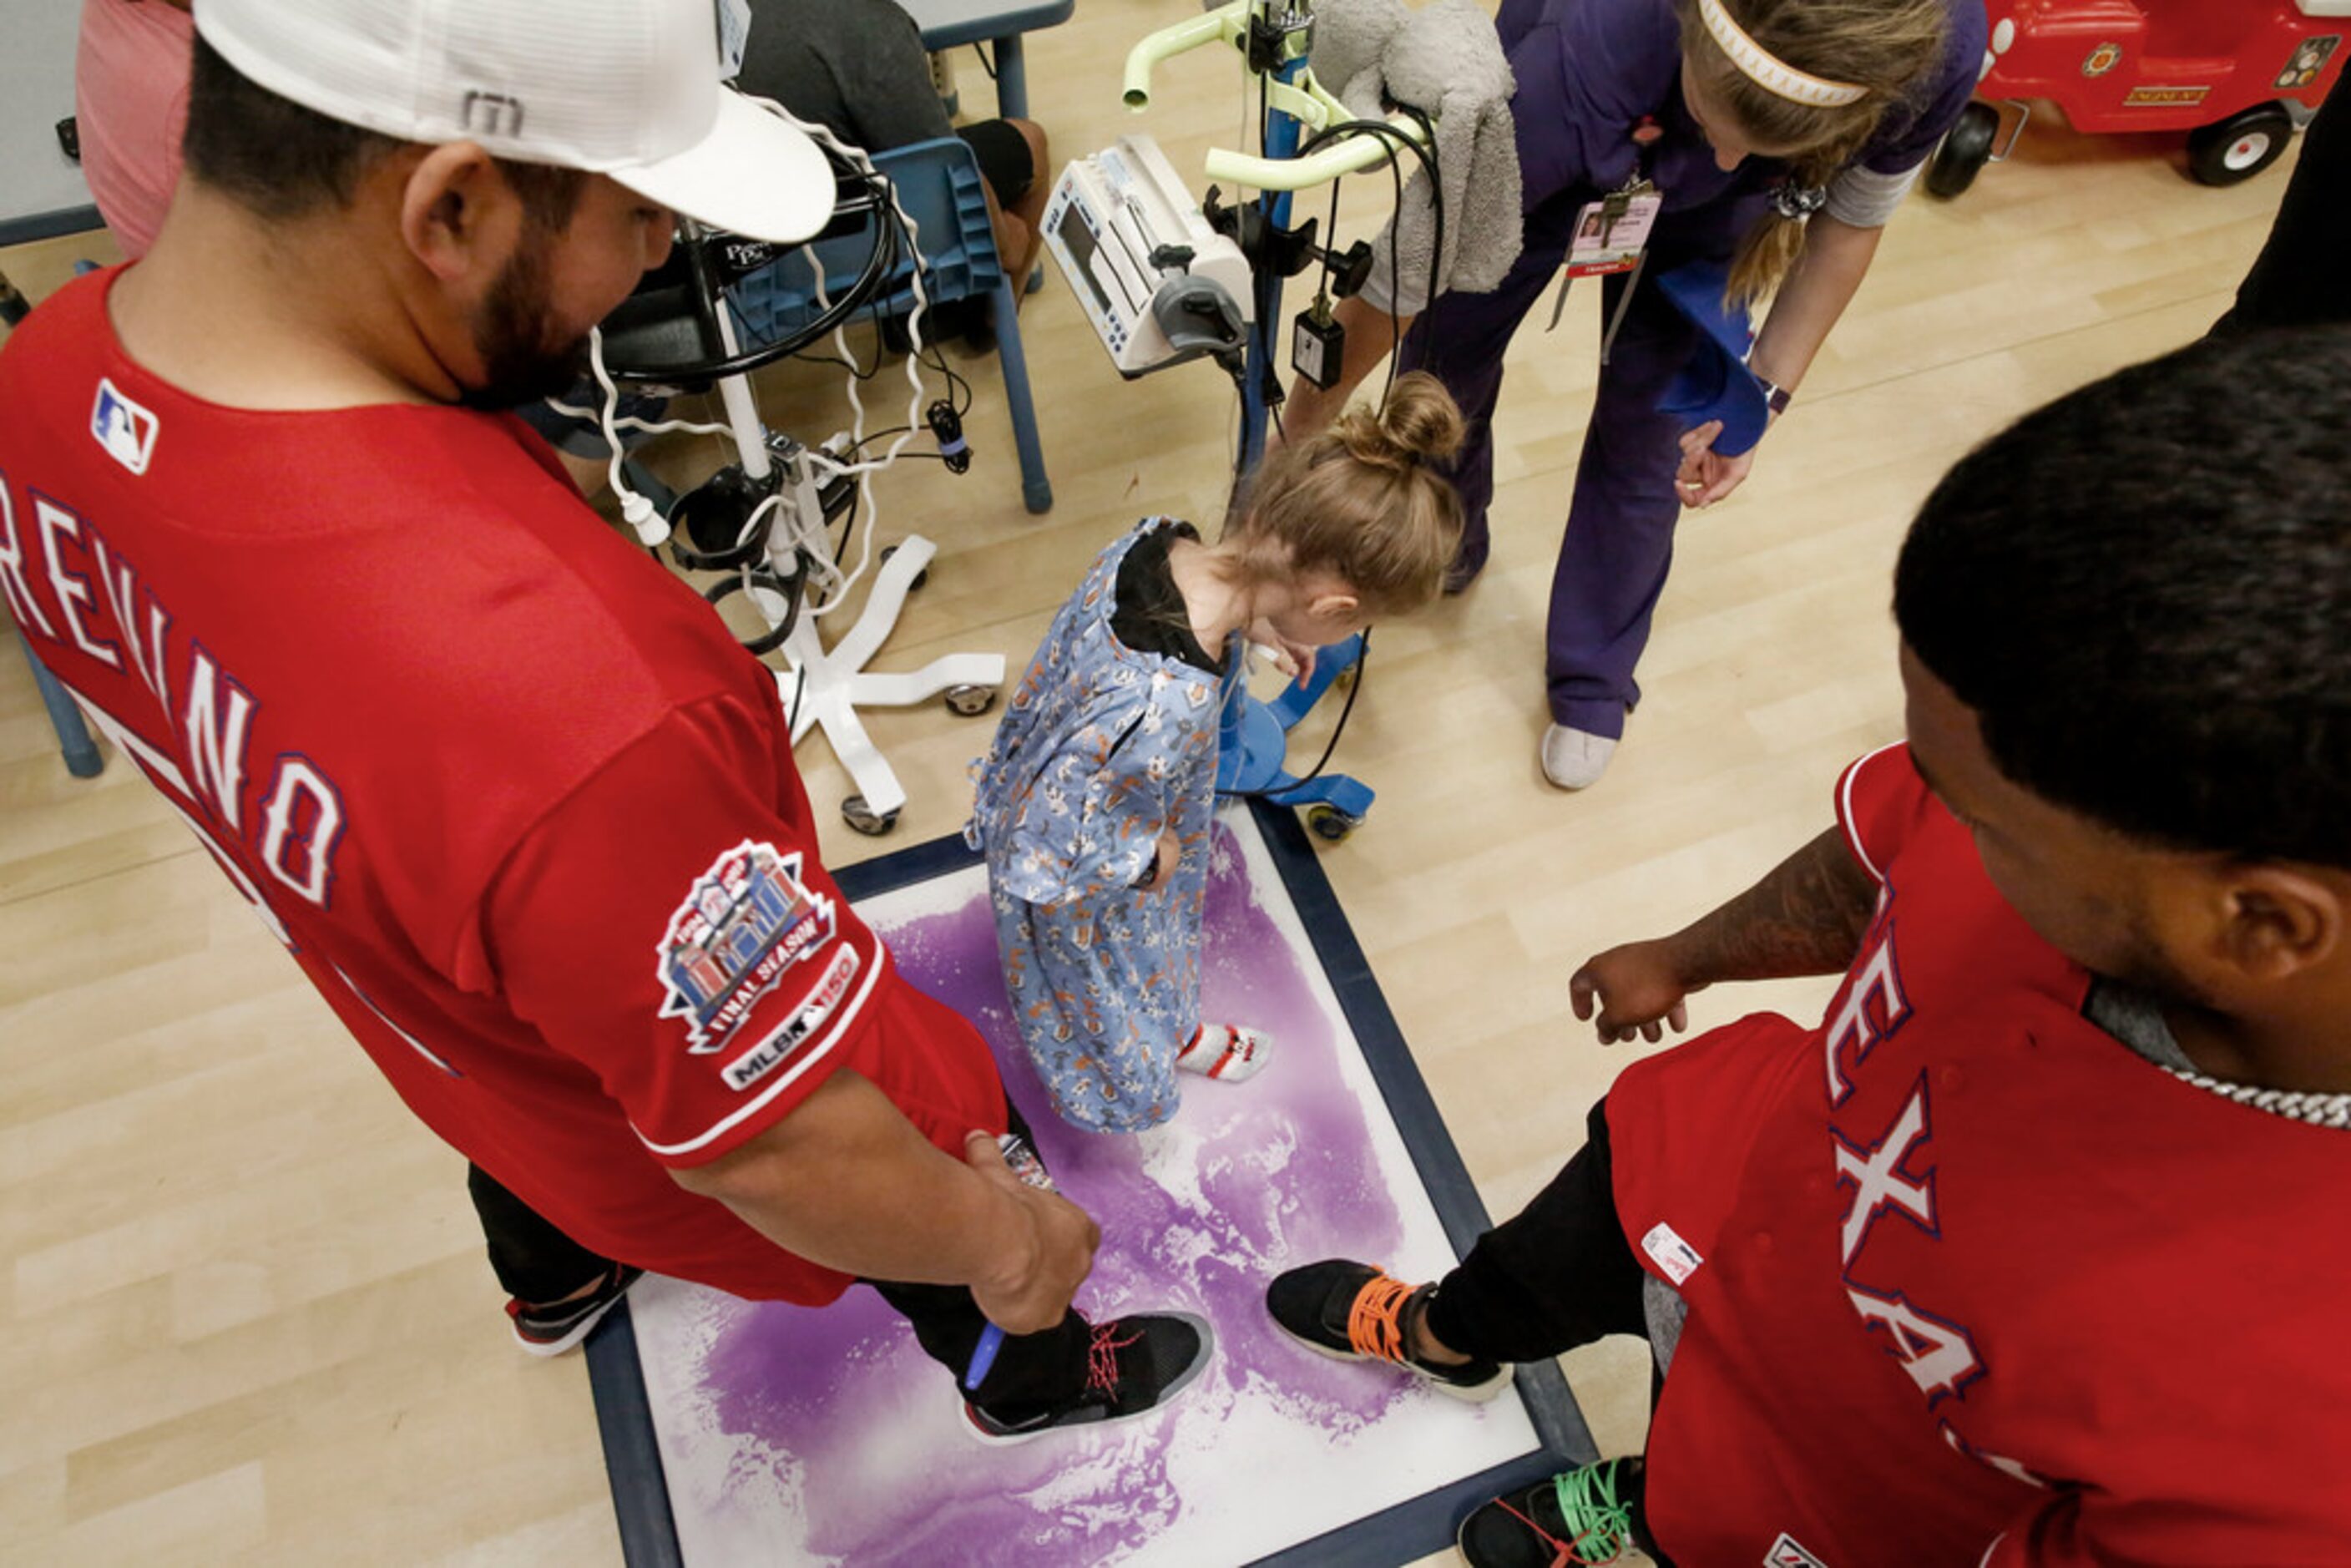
[1354,371,1465,468]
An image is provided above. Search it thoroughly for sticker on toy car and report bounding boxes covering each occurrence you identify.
[2278,36,2339,91]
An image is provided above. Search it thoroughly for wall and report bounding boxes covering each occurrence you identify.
[1,0,97,233]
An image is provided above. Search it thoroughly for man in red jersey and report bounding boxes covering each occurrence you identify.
[1270,328,2351,1565]
[0,0,1208,1441]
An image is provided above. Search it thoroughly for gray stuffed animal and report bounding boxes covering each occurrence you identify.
[1310,0,1522,315]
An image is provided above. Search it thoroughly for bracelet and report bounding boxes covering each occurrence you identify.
[1753,375,1793,417]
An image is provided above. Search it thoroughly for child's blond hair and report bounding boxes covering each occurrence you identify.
[1225,372,1467,616]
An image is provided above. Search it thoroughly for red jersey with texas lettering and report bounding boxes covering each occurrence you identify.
[1602,742,2351,1565]
[0,269,1007,1302]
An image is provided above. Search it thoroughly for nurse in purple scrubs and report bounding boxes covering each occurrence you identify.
[1287,0,1984,789]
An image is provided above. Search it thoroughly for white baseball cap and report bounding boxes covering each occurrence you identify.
[192,0,833,244]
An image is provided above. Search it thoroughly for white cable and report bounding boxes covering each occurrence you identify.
[588,326,672,546]
[736,94,935,620]
[579,96,952,602]
[542,398,733,439]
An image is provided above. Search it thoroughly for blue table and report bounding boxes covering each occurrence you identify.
[902,0,1074,121]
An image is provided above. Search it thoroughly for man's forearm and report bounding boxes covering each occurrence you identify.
[670,1070,1037,1292]
[1661,826,1878,987]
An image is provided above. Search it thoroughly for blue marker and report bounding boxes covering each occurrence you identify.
[966,1323,1006,1390]
[967,1131,1055,1392]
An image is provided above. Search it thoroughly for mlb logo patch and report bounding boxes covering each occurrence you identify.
[658,841,837,1053]
[90,378,159,475]
[721,944,861,1092]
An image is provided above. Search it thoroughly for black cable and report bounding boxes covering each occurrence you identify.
[782,658,809,730]
[1295,116,1446,405]
[1219,629,1373,800]
[970,43,996,80]
[1297,116,1443,284]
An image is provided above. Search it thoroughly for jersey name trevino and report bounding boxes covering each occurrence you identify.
[1,478,345,922]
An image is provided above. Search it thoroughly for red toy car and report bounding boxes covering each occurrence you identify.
[1928,0,2348,195]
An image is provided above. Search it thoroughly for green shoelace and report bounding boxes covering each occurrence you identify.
[1548,1458,1635,1563]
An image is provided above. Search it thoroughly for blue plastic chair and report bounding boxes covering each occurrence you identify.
[13,625,104,778]
[729,137,1052,513]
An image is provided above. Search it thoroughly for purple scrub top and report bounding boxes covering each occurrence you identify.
[1496,0,1987,223]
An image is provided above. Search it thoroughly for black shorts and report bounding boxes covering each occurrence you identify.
[956,119,1035,207]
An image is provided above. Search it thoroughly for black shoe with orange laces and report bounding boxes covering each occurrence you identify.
[1266,1260,1511,1402]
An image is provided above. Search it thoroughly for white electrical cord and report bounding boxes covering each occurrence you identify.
[542,397,733,441]
[585,326,681,545]
[738,94,934,621]
[580,93,948,592]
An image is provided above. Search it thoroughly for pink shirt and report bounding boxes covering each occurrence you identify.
[73,0,195,259]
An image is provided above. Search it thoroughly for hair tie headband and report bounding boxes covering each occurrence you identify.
[1696,0,1868,109]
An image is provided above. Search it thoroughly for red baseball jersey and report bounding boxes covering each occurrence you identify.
[1605,742,2351,1565]
[0,270,1007,1302]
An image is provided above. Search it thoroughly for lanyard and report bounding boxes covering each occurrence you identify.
[1548,117,1666,363]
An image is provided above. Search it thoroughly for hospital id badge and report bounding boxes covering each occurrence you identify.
[1565,190,1661,279]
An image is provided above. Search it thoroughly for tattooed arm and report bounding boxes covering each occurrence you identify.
[1569,827,1878,1045]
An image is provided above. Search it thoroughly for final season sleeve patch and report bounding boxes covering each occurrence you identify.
[657,840,838,1054]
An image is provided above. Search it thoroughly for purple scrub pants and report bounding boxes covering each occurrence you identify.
[1401,196,1755,738]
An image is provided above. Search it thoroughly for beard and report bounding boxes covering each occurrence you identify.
[456,235,594,412]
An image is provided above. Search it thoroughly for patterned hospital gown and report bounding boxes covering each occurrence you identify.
[965,520,1236,1132]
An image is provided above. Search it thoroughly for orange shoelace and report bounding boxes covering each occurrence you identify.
[1345,1271,1418,1363]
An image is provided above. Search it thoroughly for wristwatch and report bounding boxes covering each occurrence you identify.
[1754,375,1794,417]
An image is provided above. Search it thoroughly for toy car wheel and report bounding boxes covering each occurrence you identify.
[2187,105,2293,187]
[944,683,999,716]
[1305,804,1362,842]
[1925,101,2000,200]
[842,794,900,837]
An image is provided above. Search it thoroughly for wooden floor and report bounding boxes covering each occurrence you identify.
[1,3,2296,1559]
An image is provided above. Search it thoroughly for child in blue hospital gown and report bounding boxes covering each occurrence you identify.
[968,374,1469,1131]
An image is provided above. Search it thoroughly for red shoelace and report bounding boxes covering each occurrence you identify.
[1085,1320,1145,1394]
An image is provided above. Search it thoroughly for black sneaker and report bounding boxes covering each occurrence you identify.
[505,1262,645,1358]
[963,1313,1215,1444]
[1266,1259,1510,1402]
[1456,1457,1646,1567]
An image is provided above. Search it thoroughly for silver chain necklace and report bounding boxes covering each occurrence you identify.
[2162,1066,2351,1130]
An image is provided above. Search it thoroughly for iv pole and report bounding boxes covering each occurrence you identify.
[1120,0,1432,839]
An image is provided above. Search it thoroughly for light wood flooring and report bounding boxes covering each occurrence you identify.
[0,2,2299,1559]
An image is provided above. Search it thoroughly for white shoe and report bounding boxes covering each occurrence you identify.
[1540,724,1618,791]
